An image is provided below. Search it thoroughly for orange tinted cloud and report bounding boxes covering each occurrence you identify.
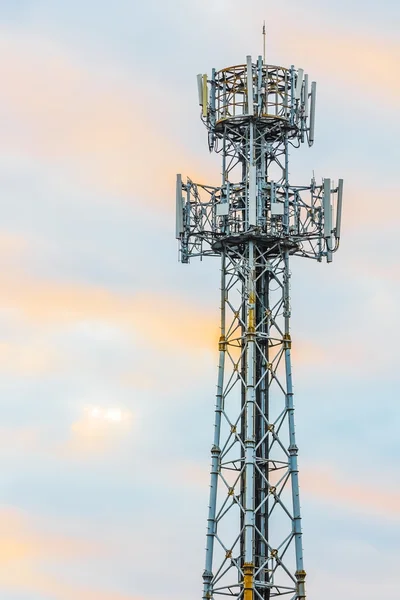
[0,265,333,364]
[233,3,400,102]
[291,341,328,366]
[0,30,210,204]
[0,234,385,376]
[301,466,400,520]
[294,33,399,101]
[337,185,400,230]
[63,405,133,458]
[0,507,96,563]
[0,29,393,235]
[0,232,28,256]
[0,258,360,369]
[0,267,218,350]
[0,234,392,378]
[0,426,44,454]
[0,507,140,600]
[0,340,60,375]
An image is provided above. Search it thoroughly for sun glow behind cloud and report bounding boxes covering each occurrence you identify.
[63,404,133,458]
[83,405,130,426]
[72,405,132,434]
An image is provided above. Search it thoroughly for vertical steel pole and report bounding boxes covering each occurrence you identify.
[203,253,226,600]
[243,241,256,600]
[283,251,306,599]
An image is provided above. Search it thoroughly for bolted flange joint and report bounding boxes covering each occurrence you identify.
[203,569,213,600]
[218,335,226,351]
[288,444,298,456]
[295,569,306,600]
[243,563,254,600]
[283,333,292,349]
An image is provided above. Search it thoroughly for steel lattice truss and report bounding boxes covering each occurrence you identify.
[204,245,304,600]
[176,54,343,600]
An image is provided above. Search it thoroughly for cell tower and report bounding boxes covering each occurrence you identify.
[176,51,343,600]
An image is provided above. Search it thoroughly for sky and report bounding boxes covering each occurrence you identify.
[0,0,398,599]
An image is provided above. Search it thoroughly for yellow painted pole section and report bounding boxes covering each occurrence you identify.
[202,74,208,118]
[248,292,255,333]
[243,563,254,600]
[296,569,307,600]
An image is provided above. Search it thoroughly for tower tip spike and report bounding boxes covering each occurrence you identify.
[262,20,266,65]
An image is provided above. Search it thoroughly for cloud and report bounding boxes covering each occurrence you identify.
[0,232,28,256]
[0,230,394,382]
[0,507,141,600]
[63,405,133,457]
[300,465,400,520]
[0,340,61,375]
[0,250,388,376]
[0,507,96,562]
[0,28,394,239]
[0,29,210,205]
[0,262,354,374]
[339,185,400,230]
[293,33,399,103]
[209,1,400,103]
[0,258,218,350]
[0,235,217,348]
[0,426,44,454]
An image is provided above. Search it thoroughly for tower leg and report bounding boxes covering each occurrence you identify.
[283,252,306,600]
[203,254,226,600]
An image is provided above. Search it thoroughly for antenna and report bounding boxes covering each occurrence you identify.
[175,174,184,239]
[295,68,304,100]
[304,74,309,117]
[202,74,208,117]
[309,81,317,144]
[323,178,332,238]
[246,55,254,115]
[197,74,203,106]
[336,179,344,238]
[263,21,266,64]
[249,165,257,225]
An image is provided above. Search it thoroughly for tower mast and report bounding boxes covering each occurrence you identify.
[177,54,343,600]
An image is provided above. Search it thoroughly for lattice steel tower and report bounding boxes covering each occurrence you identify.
[176,54,343,600]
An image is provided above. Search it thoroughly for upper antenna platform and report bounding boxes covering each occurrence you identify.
[180,53,342,266]
[198,55,316,145]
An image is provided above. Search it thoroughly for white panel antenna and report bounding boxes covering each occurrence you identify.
[327,203,333,262]
[309,81,317,144]
[304,74,309,117]
[246,55,254,115]
[197,74,203,106]
[202,74,208,117]
[336,179,344,239]
[176,174,184,239]
[323,178,332,238]
[248,165,256,225]
[295,68,304,100]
